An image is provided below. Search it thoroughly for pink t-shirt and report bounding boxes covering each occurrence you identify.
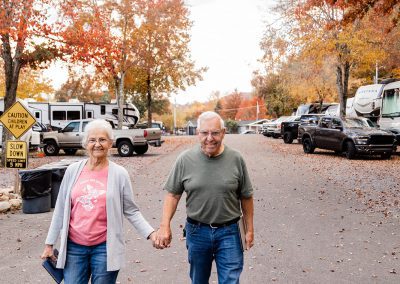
[68,166,108,246]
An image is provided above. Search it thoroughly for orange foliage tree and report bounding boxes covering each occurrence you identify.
[59,0,144,128]
[0,0,62,152]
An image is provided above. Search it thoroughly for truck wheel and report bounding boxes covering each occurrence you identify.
[44,141,60,156]
[381,152,392,159]
[64,149,78,155]
[283,132,294,144]
[117,141,134,157]
[345,141,356,159]
[134,144,149,155]
[302,137,315,154]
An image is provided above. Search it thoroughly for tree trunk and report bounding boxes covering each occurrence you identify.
[335,61,350,118]
[1,37,22,166]
[115,72,125,130]
[146,72,152,128]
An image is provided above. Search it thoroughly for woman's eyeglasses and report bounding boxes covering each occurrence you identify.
[87,138,109,145]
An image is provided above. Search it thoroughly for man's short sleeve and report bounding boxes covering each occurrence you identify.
[239,156,253,198]
[163,156,185,195]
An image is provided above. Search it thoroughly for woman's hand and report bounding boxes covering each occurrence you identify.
[41,244,57,261]
[148,231,157,243]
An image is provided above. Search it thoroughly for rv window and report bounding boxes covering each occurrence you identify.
[86,111,93,119]
[67,111,81,120]
[101,105,106,115]
[112,108,118,115]
[53,111,66,120]
[35,112,40,119]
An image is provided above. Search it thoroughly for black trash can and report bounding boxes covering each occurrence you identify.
[50,167,67,208]
[19,169,52,214]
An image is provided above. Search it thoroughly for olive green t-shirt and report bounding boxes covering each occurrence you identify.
[164,145,253,224]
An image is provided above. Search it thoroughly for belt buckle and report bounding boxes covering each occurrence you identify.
[209,223,218,229]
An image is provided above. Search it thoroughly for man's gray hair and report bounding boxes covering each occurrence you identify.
[197,111,225,129]
[82,119,114,148]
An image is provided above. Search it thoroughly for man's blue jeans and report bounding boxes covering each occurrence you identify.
[63,240,119,284]
[185,221,243,284]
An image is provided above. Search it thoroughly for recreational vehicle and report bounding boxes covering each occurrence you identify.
[379,80,400,141]
[27,102,140,129]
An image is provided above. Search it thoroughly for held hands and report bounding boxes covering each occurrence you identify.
[40,244,57,261]
[152,225,172,249]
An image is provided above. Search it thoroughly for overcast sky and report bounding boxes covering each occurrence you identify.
[176,0,269,104]
[44,0,271,105]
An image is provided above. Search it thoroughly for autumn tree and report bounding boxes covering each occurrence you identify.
[219,90,242,120]
[252,72,297,117]
[130,93,170,119]
[54,69,105,103]
[260,0,387,117]
[0,0,62,161]
[0,68,53,101]
[59,0,145,128]
[125,0,205,127]
[338,0,400,27]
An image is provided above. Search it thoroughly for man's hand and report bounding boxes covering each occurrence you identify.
[154,225,172,249]
[245,231,254,250]
[40,244,57,261]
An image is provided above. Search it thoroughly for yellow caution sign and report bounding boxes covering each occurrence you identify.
[6,140,27,169]
[0,101,36,139]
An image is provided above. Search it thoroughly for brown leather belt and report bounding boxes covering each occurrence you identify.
[187,216,240,228]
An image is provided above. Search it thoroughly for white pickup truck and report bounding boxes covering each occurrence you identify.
[42,119,162,157]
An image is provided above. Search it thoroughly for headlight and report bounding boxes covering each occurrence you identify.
[355,137,369,145]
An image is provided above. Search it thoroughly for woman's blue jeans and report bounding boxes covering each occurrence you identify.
[63,240,119,284]
[185,221,243,284]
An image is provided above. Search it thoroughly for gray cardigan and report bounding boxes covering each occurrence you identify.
[45,159,154,271]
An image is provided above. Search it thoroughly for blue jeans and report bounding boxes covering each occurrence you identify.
[64,240,119,284]
[185,221,243,284]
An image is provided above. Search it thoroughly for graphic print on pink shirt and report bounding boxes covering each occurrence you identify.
[69,166,108,246]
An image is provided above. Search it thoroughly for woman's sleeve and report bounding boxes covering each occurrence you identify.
[44,166,71,245]
[121,169,154,239]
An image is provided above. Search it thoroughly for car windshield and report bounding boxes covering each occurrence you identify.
[342,118,373,128]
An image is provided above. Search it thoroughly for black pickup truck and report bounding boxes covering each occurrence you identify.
[281,114,324,144]
[300,116,396,159]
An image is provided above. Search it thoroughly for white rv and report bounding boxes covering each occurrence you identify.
[27,102,140,129]
[379,81,400,140]
[324,97,357,117]
[351,84,385,121]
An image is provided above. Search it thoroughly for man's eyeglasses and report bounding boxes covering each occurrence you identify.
[199,130,222,137]
[87,138,109,145]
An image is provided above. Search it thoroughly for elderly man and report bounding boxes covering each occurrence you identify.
[155,111,254,284]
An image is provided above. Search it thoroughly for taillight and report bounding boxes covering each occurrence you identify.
[143,130,147,137]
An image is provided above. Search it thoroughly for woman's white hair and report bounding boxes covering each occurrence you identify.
[82,119,114,148]
[197,111,225,129]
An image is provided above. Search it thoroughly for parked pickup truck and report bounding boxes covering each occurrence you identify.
[42,119,162,157]
[301,116,396,159]
[281,114,324,144]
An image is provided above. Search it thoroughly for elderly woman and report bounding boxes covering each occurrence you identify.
[41,119,155,283]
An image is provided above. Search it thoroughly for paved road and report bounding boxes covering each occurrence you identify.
[0,135,399,283]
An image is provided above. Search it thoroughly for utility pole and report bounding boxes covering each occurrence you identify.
[173,96,176,135]
[375,61,379,84]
